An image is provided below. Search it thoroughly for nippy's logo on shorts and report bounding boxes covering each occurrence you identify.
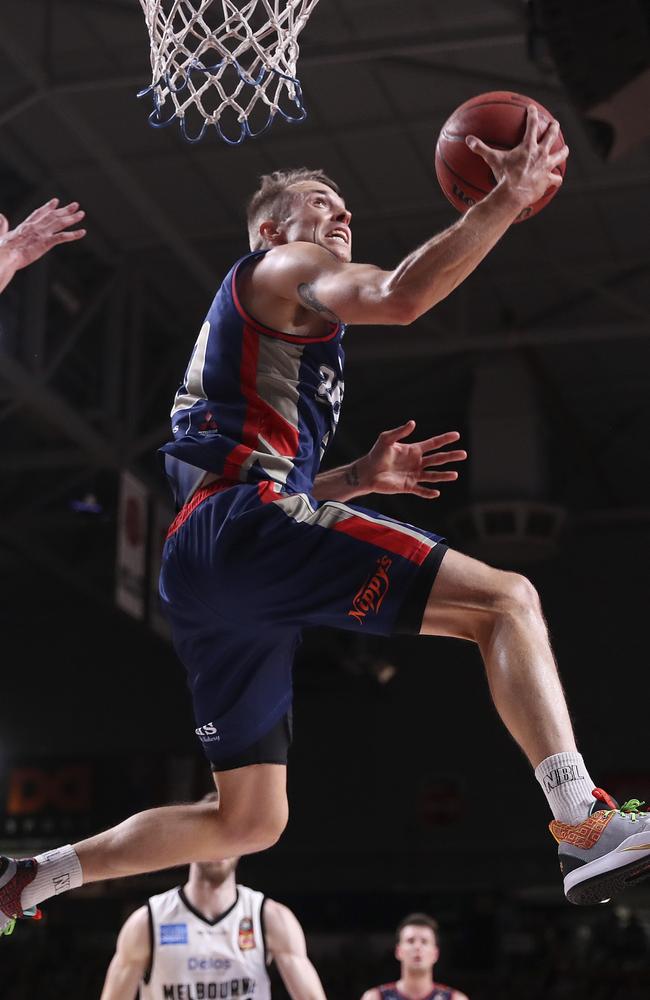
[347,555,392,624]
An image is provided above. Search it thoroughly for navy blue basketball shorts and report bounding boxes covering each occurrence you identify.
[159,480,447,768]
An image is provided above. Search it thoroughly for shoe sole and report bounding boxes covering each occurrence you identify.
[565,839,650,905]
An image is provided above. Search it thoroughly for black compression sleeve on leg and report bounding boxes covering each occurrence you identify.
[393,543,448,635]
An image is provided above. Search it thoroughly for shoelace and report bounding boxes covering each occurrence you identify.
[1,907,41,938]
[604,799,647,822]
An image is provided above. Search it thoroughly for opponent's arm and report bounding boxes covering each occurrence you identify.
[0,199,86,294]
[254,107,567,326]
[311,422,466,502]
[99,905,151,1000]
[263,898,327,1000]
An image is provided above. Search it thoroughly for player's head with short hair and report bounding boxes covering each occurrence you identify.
[246,168,351,261]
[395,913,440,972]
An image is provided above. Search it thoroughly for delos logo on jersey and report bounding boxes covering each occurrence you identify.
[195,722,220,743]
[188,957,232,971]
[160,923,189,945]
[238,917,256,951]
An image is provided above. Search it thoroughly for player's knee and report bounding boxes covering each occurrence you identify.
[257,800,289,849]
[220,798,288,854]
[497,571,541,620]
[236,811,287,853]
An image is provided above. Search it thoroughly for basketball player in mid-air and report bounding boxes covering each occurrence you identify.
[2,105,650,938]
[361,913,468,1000]
[101,793,325,1000]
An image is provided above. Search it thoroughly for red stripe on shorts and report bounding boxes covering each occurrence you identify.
[166,480,234,540]
[332,515,432,565]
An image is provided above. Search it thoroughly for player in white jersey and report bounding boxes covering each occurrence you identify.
[101,798,325,1000]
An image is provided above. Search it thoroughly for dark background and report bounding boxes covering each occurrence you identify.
[1,1,650,997]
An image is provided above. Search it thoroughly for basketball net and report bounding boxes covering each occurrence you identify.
[138,0,321,144]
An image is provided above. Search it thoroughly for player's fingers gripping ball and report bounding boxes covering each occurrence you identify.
[435,90,567,221]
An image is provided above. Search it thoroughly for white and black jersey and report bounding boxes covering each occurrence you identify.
[141,884,271,1000]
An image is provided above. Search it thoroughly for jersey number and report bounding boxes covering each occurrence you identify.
[316,365,344,424]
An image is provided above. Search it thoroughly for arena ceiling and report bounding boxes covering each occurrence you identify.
[0,0,649,598]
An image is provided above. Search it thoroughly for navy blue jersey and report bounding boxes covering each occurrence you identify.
[160,250,345,507]
[379,983,454,1000]
[158,249,448,765]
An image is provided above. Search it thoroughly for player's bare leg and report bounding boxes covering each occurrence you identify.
[420,548,575,768]
[1,764,287,932]
[78,763,288,881]
[420,548,650,903]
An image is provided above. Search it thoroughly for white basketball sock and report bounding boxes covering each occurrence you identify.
[21,845,83,910]
[535,751,597,824]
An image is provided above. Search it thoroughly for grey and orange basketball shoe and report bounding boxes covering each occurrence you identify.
[550,789,650,905]
[0,857,41,937]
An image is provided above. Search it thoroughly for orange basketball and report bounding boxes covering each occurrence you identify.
[435,91,566,222]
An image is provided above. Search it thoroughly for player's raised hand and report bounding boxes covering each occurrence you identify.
[0,198,86,272]
[360,420,467,499]
[466,105,569,208]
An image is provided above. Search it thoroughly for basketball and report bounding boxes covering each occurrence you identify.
[435,91,566,222]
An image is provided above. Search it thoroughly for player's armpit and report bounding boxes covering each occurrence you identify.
[252,242,411,326]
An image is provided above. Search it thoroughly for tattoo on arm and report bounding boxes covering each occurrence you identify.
[297,282,341,324]
[344,463,360,488]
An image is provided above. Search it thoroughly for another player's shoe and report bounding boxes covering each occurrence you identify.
[0,857,41,937]
[550,788,650,905]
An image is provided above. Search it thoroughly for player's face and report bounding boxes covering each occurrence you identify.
[194,856,238,885]
[395,925,439,973]
[281,181,352,262]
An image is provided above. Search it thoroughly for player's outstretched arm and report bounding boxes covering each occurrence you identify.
[253,107,567,327]
[99,905,150,1000]
[263,898,327,1000]
[0,198,86,294]
[312,422,466,502]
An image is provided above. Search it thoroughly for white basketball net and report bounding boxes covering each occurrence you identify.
[138,0,321,144]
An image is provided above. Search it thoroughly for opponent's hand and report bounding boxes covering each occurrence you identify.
[359,420,466,499]
[466,105,569,210]
[0,198,86,272]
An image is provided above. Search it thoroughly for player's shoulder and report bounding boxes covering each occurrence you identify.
[260,896,294,927]
[116,904,151,961]
[450,990,469,1000]
[360,986,384,1000]
[122,903,150,931]
[256,241,342,275]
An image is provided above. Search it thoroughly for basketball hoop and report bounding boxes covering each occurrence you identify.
[138,0,321,144]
